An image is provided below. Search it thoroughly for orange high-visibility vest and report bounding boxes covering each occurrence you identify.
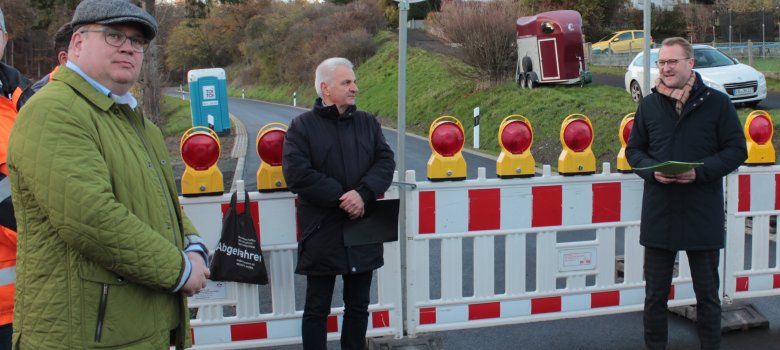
[0,83,26,326]
[0,89,23,176]
[0,226,15,325]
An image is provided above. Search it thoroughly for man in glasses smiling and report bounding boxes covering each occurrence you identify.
[626,37,747,349]
[7,0,209,349]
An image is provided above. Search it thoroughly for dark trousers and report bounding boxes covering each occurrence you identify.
[644,247,721,350]
[302,271,373,350]
[0,323,11,350]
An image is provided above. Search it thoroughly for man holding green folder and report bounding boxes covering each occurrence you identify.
[626,37,747,350]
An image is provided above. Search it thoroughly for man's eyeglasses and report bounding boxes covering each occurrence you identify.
[79,27,149,53]
[656,57,690,68]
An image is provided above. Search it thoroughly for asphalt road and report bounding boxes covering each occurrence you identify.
[224,96,497,191]
[593,73,780,109]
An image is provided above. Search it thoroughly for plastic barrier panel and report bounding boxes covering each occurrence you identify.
[724,165,780,300]
[180,180,403,349]
[403,165,703,336]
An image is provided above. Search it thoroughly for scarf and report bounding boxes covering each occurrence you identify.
[655,73,696,116]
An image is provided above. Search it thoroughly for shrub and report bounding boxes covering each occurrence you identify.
[242,0,386,86]
[427,0,522,87]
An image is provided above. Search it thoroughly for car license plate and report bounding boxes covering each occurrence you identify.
[733,87,753,96]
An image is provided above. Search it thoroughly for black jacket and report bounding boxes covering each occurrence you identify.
[0,61,32,108]
[626,73,747,251]
[282,99,395,275]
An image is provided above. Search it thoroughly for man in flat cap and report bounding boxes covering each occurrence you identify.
[8,0,210,348]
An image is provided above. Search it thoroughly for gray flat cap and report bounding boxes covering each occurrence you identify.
[71,0,157,40]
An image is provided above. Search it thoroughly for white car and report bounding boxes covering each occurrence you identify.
[624,45,767,107]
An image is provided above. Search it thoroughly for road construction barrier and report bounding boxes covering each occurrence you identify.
[724,165,780,300]
[178,111,779,347]
[180,180,403,349]
[402,164,705,336]
[179,163,780,347]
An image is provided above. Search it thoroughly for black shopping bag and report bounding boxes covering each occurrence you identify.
[209,191,269,284]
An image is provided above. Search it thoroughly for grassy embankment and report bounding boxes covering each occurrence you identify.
[161,97,193,137]
[217,32,780,169]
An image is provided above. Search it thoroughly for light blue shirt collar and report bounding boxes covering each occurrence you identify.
[65,60,138,109]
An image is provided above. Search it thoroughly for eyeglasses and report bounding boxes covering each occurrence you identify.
[79,27,149,53]
[656,57,690,68]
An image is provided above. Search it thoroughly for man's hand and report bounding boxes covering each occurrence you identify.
[654,169,696,185]
[674,169,696,184]
[182,251,210,297]
[339,190,365,220]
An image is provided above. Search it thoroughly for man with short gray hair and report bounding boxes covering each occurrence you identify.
[283,57,395,349]
[9,1,208,348]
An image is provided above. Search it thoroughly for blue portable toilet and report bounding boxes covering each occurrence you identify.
[188,68,230,135]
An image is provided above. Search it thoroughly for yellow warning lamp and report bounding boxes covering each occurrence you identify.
[256,122,288,192]
[558,114,596,175]
[427,116,467,181]
[616,113,635,173]
[496,115,535,178]
[180,126,224,196]
[744,110,775,165]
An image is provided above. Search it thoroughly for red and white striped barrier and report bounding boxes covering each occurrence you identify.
[725,166,780,300]
[403,165,701,336]
[177,162,780,347]
[179,180,403,349]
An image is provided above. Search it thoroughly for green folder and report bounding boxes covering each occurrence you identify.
[634,161,703,175]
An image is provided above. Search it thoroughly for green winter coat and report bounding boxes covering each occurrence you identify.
[8,66,196,349]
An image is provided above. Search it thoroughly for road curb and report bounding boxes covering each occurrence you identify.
[229,112,247,193]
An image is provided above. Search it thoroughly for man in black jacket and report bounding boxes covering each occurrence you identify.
[282,57,395,350]
[626,37,747,350]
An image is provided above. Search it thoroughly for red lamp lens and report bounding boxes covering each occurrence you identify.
[749,115,772,145]
[430,122,464,156]
[622,119,634,144]
[182,133,220,170]
[563,120,593,152]
[257,130,286,166]
[501,121,532,154]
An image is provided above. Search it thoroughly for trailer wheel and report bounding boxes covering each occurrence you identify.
[527,74,538,89]
[519,73,527,89]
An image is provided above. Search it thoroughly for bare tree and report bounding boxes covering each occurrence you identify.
[427,0,523,87]
[140,0,161,125]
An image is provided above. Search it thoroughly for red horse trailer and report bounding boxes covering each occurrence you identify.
[515,10,592,88]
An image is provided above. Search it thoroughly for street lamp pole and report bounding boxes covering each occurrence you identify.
[763,8,766,59]
[642,0,651,99]
[395,0,423,334]
[397,2,409,181]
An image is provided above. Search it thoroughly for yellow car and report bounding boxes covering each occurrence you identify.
[592,30,649,54]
